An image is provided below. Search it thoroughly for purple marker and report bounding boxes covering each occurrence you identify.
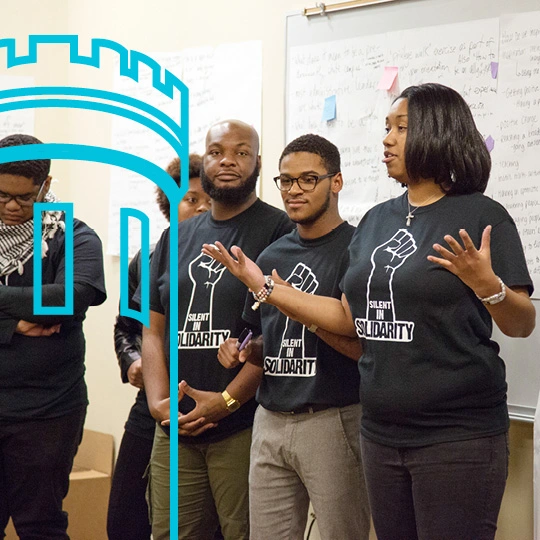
[237,328,253,351]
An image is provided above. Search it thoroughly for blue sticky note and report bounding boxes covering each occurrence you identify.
[322,95,336,122]
[490,62,499,79]
[485,135,495,153]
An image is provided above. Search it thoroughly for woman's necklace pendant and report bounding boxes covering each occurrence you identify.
[406,211,414,227]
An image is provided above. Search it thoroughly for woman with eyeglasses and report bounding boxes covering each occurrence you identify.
[203,83,535,540]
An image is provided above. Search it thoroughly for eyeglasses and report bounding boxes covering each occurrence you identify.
[273,172,337,192]
[0,180,46,207]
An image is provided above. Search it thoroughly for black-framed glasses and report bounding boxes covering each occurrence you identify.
[0,180,47,207]
[273,172,338,192]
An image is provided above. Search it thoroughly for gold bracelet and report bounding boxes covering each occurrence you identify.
[222,390,241,412]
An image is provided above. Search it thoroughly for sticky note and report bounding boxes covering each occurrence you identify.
[322,95,336,122]
[485,135,495,152]
[490,62,499,79]
[378,66,398,90]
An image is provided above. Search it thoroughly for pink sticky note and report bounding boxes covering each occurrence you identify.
[378,67,398,90]
[485,135,495,152]
[490,62,499,79]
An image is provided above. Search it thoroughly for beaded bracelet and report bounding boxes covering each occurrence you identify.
[475,276,506,305]
[251,276,275,311]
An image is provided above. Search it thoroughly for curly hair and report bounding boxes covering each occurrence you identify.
[156,153,203,221]
[0,134,50,185]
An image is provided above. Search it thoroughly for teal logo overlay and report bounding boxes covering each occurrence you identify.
[121,208,150,326]
[0,35,187,535]
[33,201,74,315]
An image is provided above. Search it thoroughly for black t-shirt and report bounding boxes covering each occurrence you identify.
[148,199,293,444]
[244,222,360,411]
[341,192,533,447]
[0,219,106,420]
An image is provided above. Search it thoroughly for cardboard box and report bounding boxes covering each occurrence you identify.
[6,429,114,540]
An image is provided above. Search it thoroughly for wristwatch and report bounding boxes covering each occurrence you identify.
[222,390,241,412]
[476,277,506,305]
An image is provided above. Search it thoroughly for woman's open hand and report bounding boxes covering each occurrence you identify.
[428,226,500,296]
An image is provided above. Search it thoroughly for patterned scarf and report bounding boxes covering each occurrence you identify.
[0,190,65,278]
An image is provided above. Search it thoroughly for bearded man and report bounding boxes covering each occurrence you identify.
[141,120,293,540]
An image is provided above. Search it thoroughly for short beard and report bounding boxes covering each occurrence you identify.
[291,190,331,225]
[201,163,260,205]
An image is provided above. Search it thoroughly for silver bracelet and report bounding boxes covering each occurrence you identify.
[475,276,506,305]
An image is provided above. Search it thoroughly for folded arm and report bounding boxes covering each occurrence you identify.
[114,251,144,385]
[114,314,143,385]
[0,282,97,324]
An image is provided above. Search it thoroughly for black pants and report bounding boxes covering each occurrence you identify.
[0,407,86,540]
[360,432,508,540]
[107,430,154,540]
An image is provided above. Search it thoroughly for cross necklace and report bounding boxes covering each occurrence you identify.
[406,192,444,226]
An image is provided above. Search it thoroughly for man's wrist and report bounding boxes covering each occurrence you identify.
[251,276,275,311]
[221,389,241,412]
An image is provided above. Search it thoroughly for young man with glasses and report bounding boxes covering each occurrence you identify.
[0,134,106,538]
[212,134,370,540]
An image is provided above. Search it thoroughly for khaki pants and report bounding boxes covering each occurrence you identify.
[249,404,370,540]
[148,426,251,540]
